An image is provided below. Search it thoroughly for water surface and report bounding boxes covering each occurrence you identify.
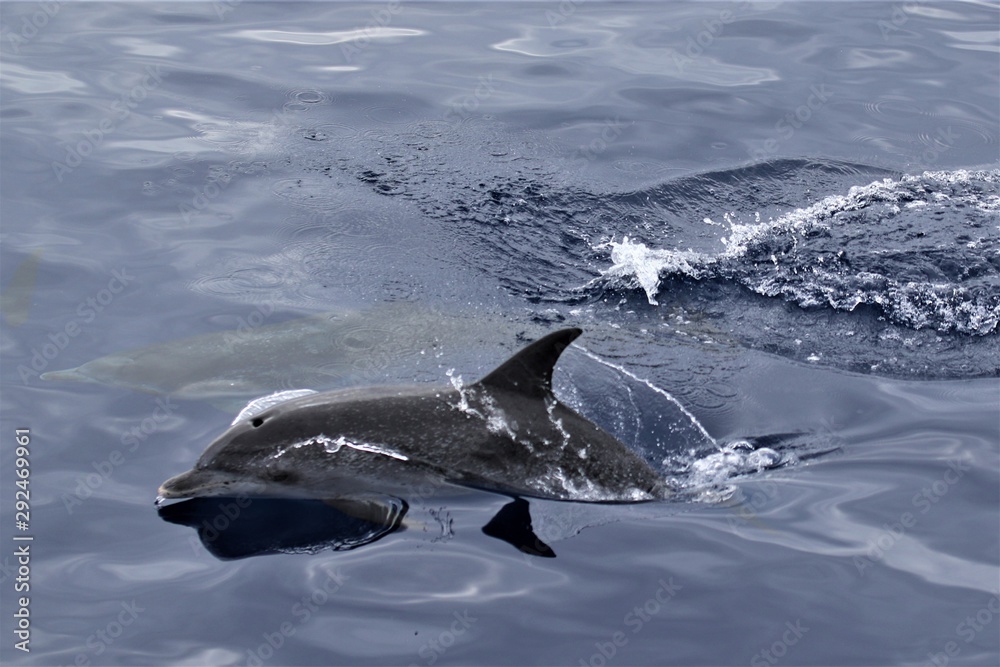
[1,2,998,666]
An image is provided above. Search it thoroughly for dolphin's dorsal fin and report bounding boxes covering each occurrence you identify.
[475,328,582,398]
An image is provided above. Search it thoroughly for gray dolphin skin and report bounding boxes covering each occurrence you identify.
[158,328,666,504]
[40,303,544,410]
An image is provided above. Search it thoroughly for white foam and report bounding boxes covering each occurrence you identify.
[597,236,713,305]
[274,434,408,461]
[594,169,1000,335]
[529,466,654,503]
[545,397,572,448]
[480,392,518,440]
[446,369,481,417]
[673,441,785,502]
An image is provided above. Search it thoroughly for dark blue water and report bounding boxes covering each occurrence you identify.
[2,2,998,666]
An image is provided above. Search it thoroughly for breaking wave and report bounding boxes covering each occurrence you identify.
[596,169,1000,337]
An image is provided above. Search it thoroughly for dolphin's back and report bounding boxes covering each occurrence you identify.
[249,388,661,502]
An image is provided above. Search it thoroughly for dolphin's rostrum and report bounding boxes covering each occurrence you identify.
[158,328,665,505]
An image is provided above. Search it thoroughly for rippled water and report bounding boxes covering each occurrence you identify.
[1,2,998,666]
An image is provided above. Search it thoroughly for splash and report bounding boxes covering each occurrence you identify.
[275,434,408,461]
[597,169,1000,337]
[530,467,655,503]
[573,346,716,446]
[685,440,783,485]
[597,239,711,305]
[663,440,790,503]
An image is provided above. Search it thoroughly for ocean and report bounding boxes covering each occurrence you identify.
[1,2,997,665]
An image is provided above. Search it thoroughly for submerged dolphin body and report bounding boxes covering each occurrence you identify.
[40,303,545,409]
[158,328,665,505]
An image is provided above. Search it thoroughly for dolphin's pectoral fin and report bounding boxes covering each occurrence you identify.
[481,497,556,558]
[474,328,581,398]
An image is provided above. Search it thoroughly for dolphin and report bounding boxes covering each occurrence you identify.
[157,328,666,506]
[40,302,544,409]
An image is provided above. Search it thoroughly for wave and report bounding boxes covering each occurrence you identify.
[232,111,998,377]
[596,169,1000,337]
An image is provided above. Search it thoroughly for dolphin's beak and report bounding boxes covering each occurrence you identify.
[157,468,263,502]
[157,469,205,500]
[40,368,95,383]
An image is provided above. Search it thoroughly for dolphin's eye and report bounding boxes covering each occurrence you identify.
[251,418,264,428]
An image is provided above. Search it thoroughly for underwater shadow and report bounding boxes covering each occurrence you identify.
[159,495,555,560]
